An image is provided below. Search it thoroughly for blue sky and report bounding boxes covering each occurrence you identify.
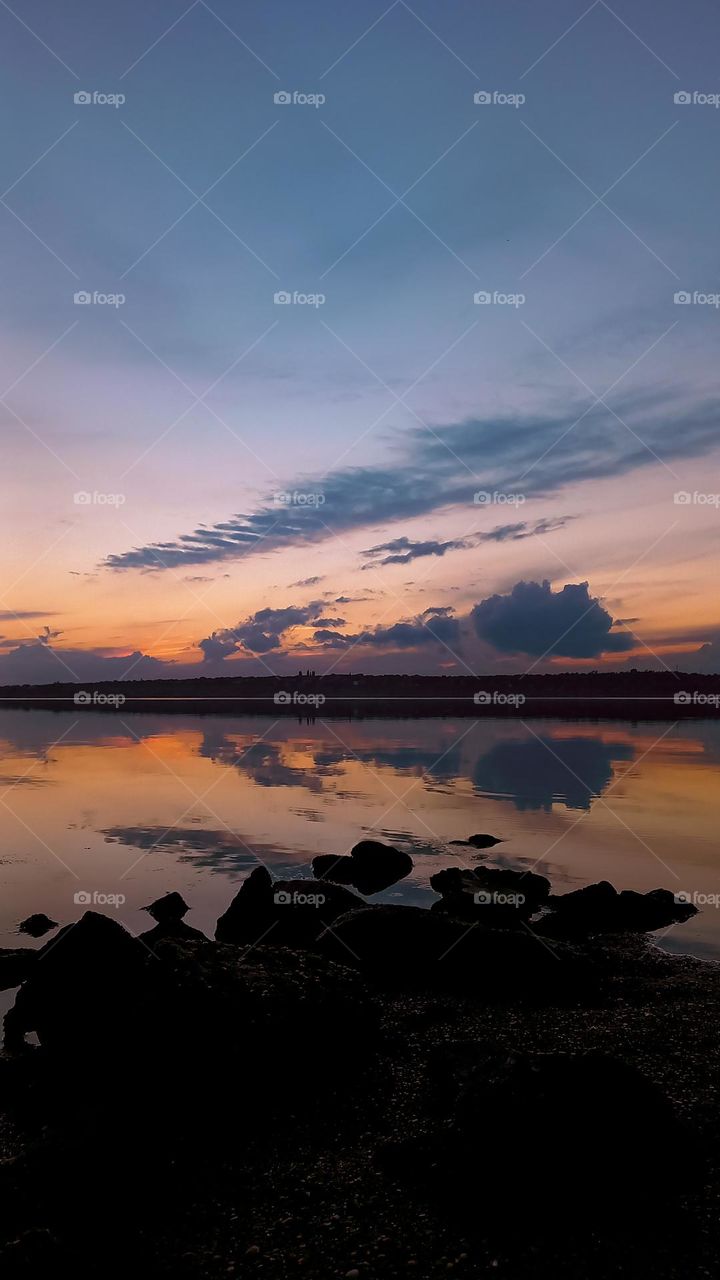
[1,0,719,681]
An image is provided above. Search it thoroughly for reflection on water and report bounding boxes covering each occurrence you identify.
[1,710,719,959]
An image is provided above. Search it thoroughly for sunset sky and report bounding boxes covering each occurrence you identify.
[1,0,719,683]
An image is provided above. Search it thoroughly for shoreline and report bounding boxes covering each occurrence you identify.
[2,861,720,1276]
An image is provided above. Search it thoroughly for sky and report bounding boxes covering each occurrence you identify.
[1,0,719,683]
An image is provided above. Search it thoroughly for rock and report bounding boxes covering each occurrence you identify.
[139,918,207,948]
[538,881,698,937]
[379,1051,693,1219]
[449,834,504,849]
[215,866,364,946]
[318,904,593,1001]
[430,866,549,919]
[0,947,37,990]
[143,891,190,923]
[18,913,58,938]
[3,911,152,1052]
[311,853,355,885]
[313,840,413,894]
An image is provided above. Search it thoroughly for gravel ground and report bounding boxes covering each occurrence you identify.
[2,935,720,1279]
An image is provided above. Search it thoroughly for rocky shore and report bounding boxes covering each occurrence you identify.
[1,844,719,1279]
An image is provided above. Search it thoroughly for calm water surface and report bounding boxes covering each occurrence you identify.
[1,710,719,966]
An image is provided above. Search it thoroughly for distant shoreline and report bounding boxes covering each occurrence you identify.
[1,671,718,719]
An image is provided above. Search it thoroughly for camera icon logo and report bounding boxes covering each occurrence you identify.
[274,91,292,105]
[274,291,291,304]
[274,890,292,905]
[73,491,92,505]
[673,691,692,704]
[474,91,492,104]
[674,291,692,304]
[673,491,692,505]
[473,691,492,705]
[74,90,92,105]
[73,690,92,705]
[674,91,692,105]
[74,290,92,305]
[474,889,493,905]
[273,691,292,704]
[474,290,492,304]
[74,890,92,905]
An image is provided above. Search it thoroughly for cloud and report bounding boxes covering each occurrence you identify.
[360,518,572,567]
[471,579,635,659]
[361,535,472,567]
[199,601,327,662]
[0,610,56,621]
[103,392,720,572]
[475,516,572,543]
[311,607,461,653]
[290,575,326,588]
[0,640,169,686]
[37,625,62,646]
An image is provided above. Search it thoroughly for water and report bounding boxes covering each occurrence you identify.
[1,709,719,961]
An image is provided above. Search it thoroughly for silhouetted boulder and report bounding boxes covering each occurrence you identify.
[378,1050,693,1219]
[139,918,207,948]
[449,833,504,849]
[538,881,698,937]
[318,904,593,1001]
[215,866,363,946]
[313,839,413,894]
[311,853,355,885]
[143,891,190,923]
[4,912,152,1053]
[18,913,58,938]
[0,947,37,990]
[430,865,549,920]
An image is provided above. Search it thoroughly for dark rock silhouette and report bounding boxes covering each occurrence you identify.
[378,1050,693,1218]
[138,891,207,946]
[17,913,58,939]
[312,839,413,894]
[430,865,550,921]
[4,911,152,1053]
[538,880,698,937]
[143,891,190,922]
[317,904,593,1001]
[215,865,363,946]
[0,947,37,990]
[449,833,505,849]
